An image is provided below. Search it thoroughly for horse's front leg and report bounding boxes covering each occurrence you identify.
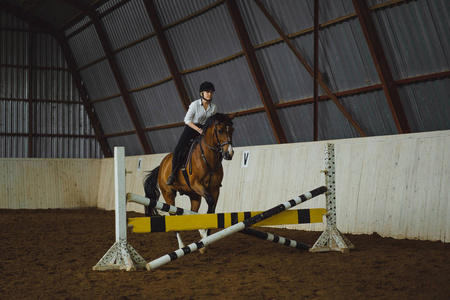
[192,185,219,254]
[188,194,209,245]
[203,193,217,238]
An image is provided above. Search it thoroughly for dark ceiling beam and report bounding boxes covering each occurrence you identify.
[63,0,407,71]
[225,0,288,144]
[56,32,112,157]
[27,25,34,157]
[164,0,224,30]
[93,56,449,105]
[71,1,407,77]
[61,0,132,37]
[313,0,319,141]
[0,1,112,157]
[0,2,53,31]
[143,0,191,112]
[60,0,153,154]
[1,132,96,138]
[254,0,367,138]
[60,0,106,31]
[257,0,408,47]
[0,97,83,104]
[19,0,45,14]
[0,63,69,71]
[352,0,411,134]
[99,69,450,139]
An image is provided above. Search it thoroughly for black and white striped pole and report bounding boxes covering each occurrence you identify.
[146,185,327,271]
[127,194,312,250]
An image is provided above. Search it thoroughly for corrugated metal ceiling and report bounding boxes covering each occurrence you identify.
[1,0,449,158]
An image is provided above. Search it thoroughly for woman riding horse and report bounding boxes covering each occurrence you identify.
[166,81,217,186]
[143,82,236,250]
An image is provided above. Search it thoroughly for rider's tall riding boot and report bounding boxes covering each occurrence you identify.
[167,154,178,185]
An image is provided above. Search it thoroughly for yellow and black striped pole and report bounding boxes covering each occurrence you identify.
[128,208,326,233]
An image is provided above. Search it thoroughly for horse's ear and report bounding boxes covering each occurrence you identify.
[227,112,238,120]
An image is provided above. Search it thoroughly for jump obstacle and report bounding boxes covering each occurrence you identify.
[93,143,354,271]
[127,192,323,250]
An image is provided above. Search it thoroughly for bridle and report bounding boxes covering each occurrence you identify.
[202,123,233,154]
[195,122,233,190]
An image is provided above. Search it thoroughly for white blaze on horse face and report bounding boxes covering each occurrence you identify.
[225,125,234,158]
[228,144,234,157]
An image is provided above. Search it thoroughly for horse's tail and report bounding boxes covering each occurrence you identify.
[143,166,161,216]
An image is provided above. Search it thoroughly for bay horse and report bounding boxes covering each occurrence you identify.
[143,113,236,252]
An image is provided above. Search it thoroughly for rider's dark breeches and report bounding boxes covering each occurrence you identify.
[171,124,202,174]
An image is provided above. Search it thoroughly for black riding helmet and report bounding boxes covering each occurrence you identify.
[199,81,215,93]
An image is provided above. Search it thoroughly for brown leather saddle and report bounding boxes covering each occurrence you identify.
[177,136,202,190]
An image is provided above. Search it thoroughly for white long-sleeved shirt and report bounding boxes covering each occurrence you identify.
[184,99,217,125]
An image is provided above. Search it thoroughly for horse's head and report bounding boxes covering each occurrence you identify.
[204,112,237,160]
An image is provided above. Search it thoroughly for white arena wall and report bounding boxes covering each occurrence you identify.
[1,130,449,243]
[0,158,101,209]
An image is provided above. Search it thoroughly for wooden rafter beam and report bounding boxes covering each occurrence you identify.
[27,25,34,157]
[70,0,409,75]
[60,0,153,154]
[0,2,52,31]
[143,0,191,112]
[254,0,367,138]
[313,0,319,141]
[56,32,112,157]
[352,0,411,134]
[0,132,97,138]
[58,0,131,32]
[94,69,449,139]
[0,1,112,157]
[225,0,288,144]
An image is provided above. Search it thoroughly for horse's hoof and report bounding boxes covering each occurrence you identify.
[199,247,207,255]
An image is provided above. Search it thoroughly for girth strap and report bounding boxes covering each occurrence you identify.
[181,167,194,192]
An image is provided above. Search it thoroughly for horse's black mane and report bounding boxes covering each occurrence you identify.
[203,113,233,130]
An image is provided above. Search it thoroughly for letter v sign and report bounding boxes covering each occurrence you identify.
[242,151,250,168]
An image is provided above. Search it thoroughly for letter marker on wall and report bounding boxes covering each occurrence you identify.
[242,151,250,168]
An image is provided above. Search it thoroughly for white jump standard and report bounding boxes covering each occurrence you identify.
[310,143,355,253]
[93,147,146,271]
[147,186,327,271]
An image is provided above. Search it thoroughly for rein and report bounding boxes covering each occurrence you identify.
[189,124,231,190]
[203,124,232,152]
